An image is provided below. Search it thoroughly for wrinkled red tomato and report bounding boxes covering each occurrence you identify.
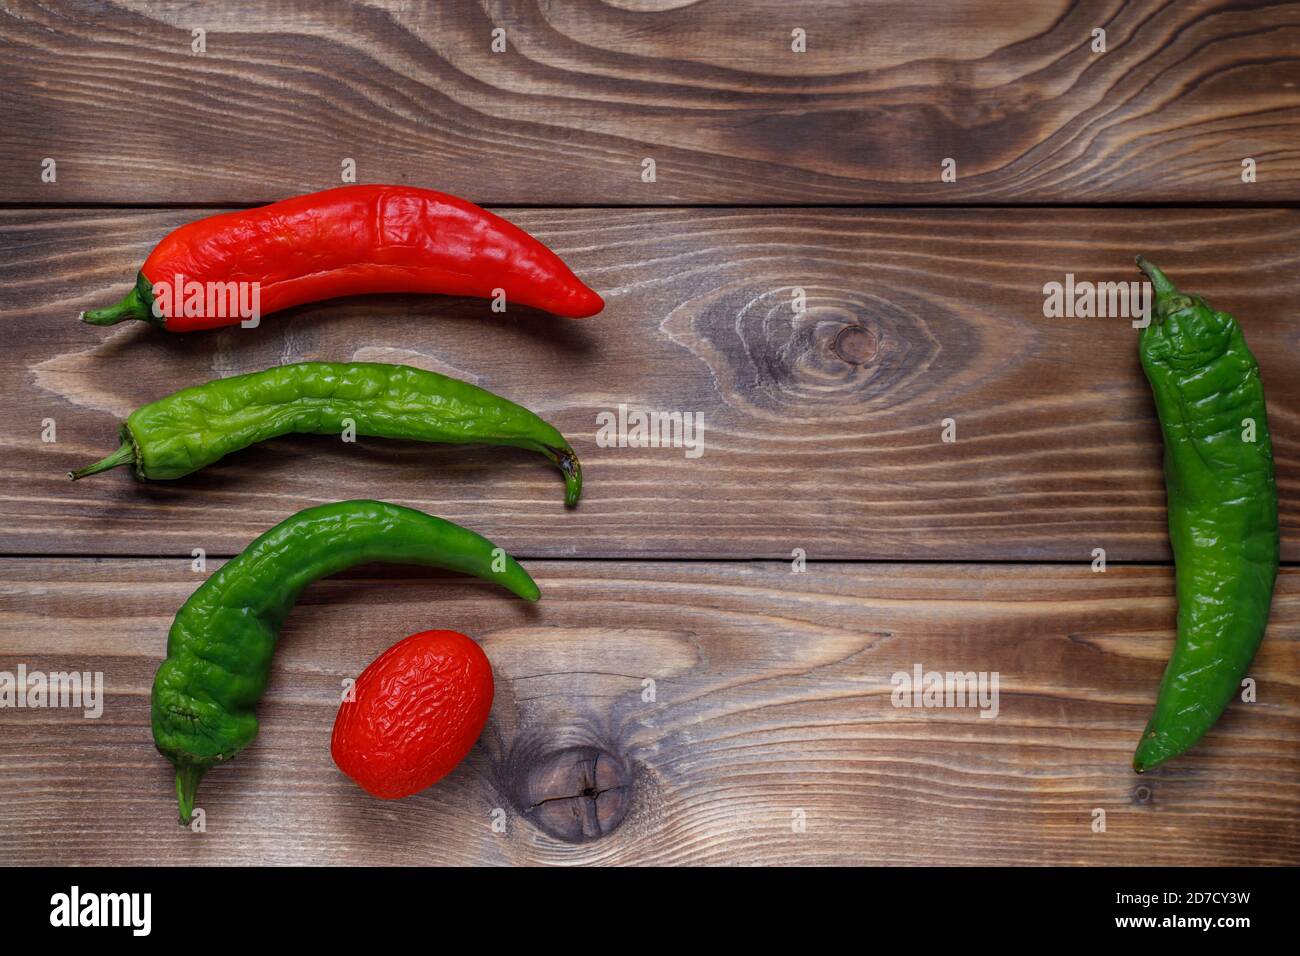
[332,629,494,799]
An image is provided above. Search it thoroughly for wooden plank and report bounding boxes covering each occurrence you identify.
[2,0,1298,204]
[0,558,1295,865]
[3,205,1298,560]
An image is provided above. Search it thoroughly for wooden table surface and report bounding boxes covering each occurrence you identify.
[1,0,1297,866]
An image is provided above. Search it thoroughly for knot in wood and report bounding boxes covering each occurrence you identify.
[518,746,630,842]
[832,324,879,365]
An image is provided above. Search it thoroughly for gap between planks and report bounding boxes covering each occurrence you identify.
[4,201,1300,212]
[0,552,1238,567]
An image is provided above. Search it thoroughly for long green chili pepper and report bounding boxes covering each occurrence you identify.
[68,361,582,507]
[1133,257,1279,772]
[153,499,539,824]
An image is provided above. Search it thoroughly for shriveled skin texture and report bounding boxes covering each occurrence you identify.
[1134,259,1279,771]
[332,630,494,800]
[121,361,581,504]
[141,185,603,326]
[152,500,538,822]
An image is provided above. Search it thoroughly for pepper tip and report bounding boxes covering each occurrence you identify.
[559,450,583,508]
[565,286,604,319]
[543,444,582,507]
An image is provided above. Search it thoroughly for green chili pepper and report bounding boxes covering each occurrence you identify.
[68,361,582,507]
[1133,257,1279,772]
[154,499,539,824]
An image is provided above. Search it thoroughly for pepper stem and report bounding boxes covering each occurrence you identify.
[175,763,207,826]
[68,441,135,480]
[1135,256,1177,297]
[83,286,151,326]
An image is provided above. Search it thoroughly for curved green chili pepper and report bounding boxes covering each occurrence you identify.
[1134,257,1279,772]
[153,499,539,823]
[69,361,582,507]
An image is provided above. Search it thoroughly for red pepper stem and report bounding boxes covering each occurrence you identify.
[83,286,150,326]
[67,441,135,480]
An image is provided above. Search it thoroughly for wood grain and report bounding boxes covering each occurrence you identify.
[0,558,1295,866]
[2,0,1298,205]
[3,205,1298,560]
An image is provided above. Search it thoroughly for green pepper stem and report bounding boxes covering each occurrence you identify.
[83,286,150,326]
[1136,256,1177,297]
[175,763,207,826]
[67,441,135,480]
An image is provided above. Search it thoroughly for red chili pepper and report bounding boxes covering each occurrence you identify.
[83,185,603,330]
